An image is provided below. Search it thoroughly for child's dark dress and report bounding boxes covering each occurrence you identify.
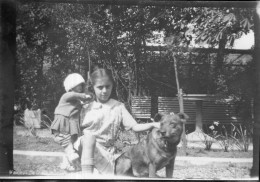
[51,92,87,146]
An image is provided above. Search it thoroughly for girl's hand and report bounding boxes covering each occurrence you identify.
[80,94,93,105]
[85,94,93,101]
[152,122,160,129]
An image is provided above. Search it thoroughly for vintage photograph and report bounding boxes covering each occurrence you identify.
[0,0,259,180]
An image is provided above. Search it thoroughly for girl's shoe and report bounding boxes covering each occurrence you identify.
[60,155,81,172]
[67,152,81,171]
[59,156,74,171]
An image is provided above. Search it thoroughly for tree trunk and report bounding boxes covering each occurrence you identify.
[0,1,16,175]
[251,4,260,177]
[86,45,91,78]
[216,36,227,72]
[36,55,44,108]
[215,35,227,91]
[133,38,141,96]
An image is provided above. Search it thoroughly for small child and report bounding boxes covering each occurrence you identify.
[51,73,92,171]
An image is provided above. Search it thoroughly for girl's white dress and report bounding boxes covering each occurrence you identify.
[74,98,137,174]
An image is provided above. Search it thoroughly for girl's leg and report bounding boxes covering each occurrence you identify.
[65,135,79,161]
[64,142,79,163]
[55,133,79,171]
[80,133,96,174]
[53,133,72,171]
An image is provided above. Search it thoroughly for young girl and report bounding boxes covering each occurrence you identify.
[51,73,92,171]
[75,68,160,176]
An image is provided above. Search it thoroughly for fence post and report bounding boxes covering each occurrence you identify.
[178,89,187,154]
[173,53,187,154]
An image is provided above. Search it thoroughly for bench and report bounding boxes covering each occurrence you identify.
[131,96,151,120]
[202,100,242,125]
[132,96,242,127]
[158,97,195,124]
[157,97,242,134]
[131,96,152,141]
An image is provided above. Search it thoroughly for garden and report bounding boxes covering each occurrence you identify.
[12,116,253,179]
[1,0,259,179]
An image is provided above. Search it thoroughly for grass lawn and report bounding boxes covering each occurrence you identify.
[13,126,253,179]
[13,154,252,179]
[14,126,63,152]
[14,126,253,158]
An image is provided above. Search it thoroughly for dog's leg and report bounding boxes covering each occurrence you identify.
[165,159,174,178]
[115,155,132,176]
[148,163,157,178]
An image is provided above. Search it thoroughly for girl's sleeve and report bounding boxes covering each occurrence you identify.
[121,104,137,131]
[62,92,87,102]
[80,103,95,128]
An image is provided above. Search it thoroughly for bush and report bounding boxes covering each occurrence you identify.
[217,125,234,152]
[13,110,52,137]
[201,121,220,151]
[230,123,252,152]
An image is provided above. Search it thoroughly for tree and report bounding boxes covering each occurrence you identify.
[16,3,255,120]
[164,6,255,123]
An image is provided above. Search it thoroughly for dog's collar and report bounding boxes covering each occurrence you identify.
[152,137,173,158]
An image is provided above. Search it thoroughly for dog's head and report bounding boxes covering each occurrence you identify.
[153,112,189,144]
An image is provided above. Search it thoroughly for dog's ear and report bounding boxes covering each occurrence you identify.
[153,113,163,122]
[177,112,189,123]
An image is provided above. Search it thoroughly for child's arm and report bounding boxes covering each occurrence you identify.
[131,122,160,132]
[121,103,160,132]
[62,92,92,102]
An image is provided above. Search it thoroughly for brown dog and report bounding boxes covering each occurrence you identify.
[115,112,188,178]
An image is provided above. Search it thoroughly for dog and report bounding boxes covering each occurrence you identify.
[115,112,188,178]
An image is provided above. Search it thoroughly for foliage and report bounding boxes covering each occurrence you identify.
[14,111,52,137]
[41,114,52,129]
[16,3,254,122]
[214,59,254,123]
[202,121,252,152]
[217,124,234,152]
[164,7,254,47]
[230,123,252,152]
[201,121,220,150]
[164,6,254,122]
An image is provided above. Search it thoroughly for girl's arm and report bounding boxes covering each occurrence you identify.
[62,92,92,102]
[121,103,160,132]
[131,122,160,133]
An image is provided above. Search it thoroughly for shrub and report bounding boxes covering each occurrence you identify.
[13,111,52,137]
[217,125,234,152]
[230,123,251,152]
[201,121,220,150]
[41,114,52,129]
